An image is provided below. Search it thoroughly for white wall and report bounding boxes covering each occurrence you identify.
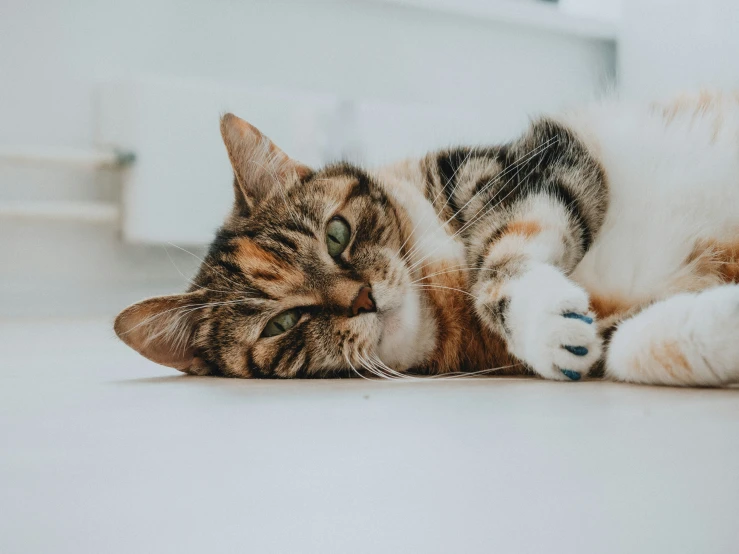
[619,0,739,99]
[0,0,615,316]
[0,0,615,146]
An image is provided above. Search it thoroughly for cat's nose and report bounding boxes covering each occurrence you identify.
[350,285,376,317]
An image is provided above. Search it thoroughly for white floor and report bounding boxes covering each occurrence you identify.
[1,318,738,554]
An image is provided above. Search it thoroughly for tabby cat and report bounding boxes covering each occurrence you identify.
[115,92,739,386]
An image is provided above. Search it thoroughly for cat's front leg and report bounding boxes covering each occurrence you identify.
[606,284,739,386]
[474,261,602,381]
[430,118,609,379]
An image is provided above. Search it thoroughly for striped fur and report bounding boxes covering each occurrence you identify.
[116,95,739,385]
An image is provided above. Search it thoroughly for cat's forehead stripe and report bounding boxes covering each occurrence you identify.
[234,237,284,268]
[232,237,304,290]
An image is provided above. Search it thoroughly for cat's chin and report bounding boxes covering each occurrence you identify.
[375,286,436,372]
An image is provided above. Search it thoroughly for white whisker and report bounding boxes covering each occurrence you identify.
[344,352,372,380]
[410,265,507,284]
[163,246,245,295]
[165,242,259,293]
[404,138,557,275]
[398,148,476,264]
[411,283,478,300]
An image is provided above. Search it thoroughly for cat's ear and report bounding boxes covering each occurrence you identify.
[220,113,312,212]
[114,293,208,374]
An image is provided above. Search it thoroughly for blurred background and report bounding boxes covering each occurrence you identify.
[1,0,738,318]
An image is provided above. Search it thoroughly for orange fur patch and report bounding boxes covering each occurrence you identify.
[589,293,636,320]
[656,90,739,142]
[658,90,731,121]
[650,340,691,378]
[686,238,739,285]
[587,292,649,333]
[505,220,542,238]
[233,238,303,289]
[235,238,283,268]
[591,236,739,332]
[419,262,514,375]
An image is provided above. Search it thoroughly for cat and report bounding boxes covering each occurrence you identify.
[115,91,739,386]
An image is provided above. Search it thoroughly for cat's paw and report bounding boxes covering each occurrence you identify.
[504,264,602,381]
[607,285,739,386]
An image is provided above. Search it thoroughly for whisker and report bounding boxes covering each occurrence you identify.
[366,353,524,381]
[344,352,371,380]
[369,355,422,381]
[453,138,557,238]
[119,298,257,338]
[358,350,400,381]
[426,363,524,380]
[165,242,259,293]
[163,246,245,295]
[359,353,393,380]
[411,283,478,300]
[405,138,558,275]
[410,266,506,284]
[398,148,476,265]
[444,137,558,234]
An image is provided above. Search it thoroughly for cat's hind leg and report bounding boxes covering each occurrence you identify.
[606,284,739,386]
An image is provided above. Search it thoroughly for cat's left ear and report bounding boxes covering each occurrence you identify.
[114,293,209,375]
[220,113,312,212]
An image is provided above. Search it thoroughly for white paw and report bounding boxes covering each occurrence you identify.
[504,264,602,381]
[607,285,739,386]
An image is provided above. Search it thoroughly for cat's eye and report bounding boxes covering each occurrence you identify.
[326,217,351,258]
[262,308,301,338]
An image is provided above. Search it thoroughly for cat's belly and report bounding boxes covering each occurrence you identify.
[571,181,739,319]
[566,97,739,319]
[570,213,691,314]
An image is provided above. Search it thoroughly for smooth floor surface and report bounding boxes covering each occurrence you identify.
[1,318,738,553]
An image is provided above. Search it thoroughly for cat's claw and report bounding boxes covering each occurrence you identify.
[560,369,581,381]
[563,312,594,325]
[563,345,588,356]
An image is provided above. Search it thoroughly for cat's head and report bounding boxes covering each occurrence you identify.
[114,114,437,377]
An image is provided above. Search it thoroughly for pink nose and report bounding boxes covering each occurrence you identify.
[350,285,376,316]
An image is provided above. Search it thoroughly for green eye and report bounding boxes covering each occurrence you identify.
[326,217,351,258]
[262,308,301,338]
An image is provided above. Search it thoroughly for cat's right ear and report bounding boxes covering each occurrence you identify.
[114,293,209,375]
[220,113,312,213]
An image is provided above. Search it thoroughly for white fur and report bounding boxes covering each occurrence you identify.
[373,162,467,274]
[607,285,739,385]
[564,95,739,385]
[567,98,739,301]
[375,283,436,371]
[504,262,602,380]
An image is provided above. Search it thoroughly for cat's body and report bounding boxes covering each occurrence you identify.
[116,92,739,386]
